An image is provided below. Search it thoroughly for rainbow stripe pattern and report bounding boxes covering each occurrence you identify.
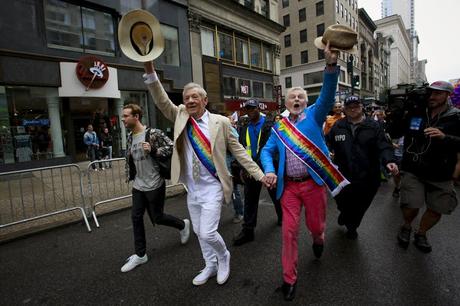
[186,117,218,180]
[273,118,349,196]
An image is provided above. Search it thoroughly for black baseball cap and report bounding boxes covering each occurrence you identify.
[344,95,361,106]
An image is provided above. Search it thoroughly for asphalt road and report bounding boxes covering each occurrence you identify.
[1,182,459,305]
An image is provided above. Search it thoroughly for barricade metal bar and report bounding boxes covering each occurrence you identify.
[0,164,91,233]
[40,170,47,211]
[91,194,132,227]
[8,180,14,221]
[31,174,37,216]
[0,207,91,232]
[60,168,65,207]
[19,175,26,219]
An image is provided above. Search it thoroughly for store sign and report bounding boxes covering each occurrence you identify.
[76,56,109,91]
[22,119,50,126]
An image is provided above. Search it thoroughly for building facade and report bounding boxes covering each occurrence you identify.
[358,8,377,99]
[279,0,360,103]
[0,0,192,171]
[188,0,284,114]
[375,31,393,100]
[375,15,411,88]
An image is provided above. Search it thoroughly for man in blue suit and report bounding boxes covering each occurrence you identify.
[260,42,340,301]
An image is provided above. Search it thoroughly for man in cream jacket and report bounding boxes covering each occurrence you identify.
[143,61,273,286]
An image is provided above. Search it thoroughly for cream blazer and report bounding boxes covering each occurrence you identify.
[147,81,264,204]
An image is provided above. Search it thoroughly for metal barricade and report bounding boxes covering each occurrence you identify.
[86,158,132,227]
[0,164,91,232]
[87,158,187,228]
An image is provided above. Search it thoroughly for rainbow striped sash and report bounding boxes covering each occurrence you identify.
[186,117,218,180]
[273,118,349,196]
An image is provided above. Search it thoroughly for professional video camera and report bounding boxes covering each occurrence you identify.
[386,83,430,138]
[387,83,430,114]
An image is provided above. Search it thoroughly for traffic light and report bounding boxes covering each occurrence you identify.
[352,75,360,88]
[347,57,353,73]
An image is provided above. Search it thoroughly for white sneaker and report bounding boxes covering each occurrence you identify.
[120,254,148,272]
[192,266,217,286]
[217,251,231,285]
[180,219,190,244]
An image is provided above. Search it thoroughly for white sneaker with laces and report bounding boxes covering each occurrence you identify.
[192,266,217,286]
[120,254,148,272]
[217,251,231,285]
[180,219,190,245]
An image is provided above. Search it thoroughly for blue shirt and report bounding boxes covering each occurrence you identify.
[248,116,265,159]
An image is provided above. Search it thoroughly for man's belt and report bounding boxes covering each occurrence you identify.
[286,176,311,182]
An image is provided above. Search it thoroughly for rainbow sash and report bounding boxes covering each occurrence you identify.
[273,118,349,196]
[186,117,218,180]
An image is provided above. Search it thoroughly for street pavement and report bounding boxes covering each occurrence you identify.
[1,182,459,305]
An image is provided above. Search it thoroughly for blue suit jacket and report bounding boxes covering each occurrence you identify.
[260,67,340,199]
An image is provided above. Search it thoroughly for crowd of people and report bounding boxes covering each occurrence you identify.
[83,124,113,170]
[114,43,460,302]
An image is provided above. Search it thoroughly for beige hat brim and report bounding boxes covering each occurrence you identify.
[314,36,357,54]
[118,9,164,62]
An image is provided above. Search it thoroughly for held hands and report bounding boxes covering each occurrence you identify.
[261,173,277,189]
[386,163,399,176]
[424,127,445,139]
[324,41,339,65]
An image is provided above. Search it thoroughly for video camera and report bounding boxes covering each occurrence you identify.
[387,83,430,114]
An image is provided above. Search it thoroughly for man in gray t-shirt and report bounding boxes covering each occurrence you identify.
[120,104,191,273]
[130,130,162,192]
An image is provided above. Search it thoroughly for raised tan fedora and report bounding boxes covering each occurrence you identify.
[314,24,358,54]
[118,9,164,62]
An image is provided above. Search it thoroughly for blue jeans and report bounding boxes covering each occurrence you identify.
[232,184,243,216]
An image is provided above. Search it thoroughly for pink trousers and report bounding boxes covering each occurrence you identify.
[280,179,327,284]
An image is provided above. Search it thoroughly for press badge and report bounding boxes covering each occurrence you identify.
[409,117,423,131]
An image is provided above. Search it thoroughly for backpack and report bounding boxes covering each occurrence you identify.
[145,128,172,179]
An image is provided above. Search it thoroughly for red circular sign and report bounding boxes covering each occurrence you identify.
[75,56,109,90]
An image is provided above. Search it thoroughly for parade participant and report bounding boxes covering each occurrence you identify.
[323,101,344,135]
[261,40,349,301]
[121,104,190,272]
[226,115,244,223]
[233,99,282,246]
[390,81,460,253]
[143,61,271,286]
[327,95,398,239]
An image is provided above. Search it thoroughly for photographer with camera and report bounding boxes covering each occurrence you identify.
[390,81,460,253]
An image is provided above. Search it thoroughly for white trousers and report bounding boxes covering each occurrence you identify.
[187,191,228,268]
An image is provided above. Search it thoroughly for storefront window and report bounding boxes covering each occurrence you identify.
[223,77,236,96]
[253,82,264,98]
[0,86,61,164]
[159,24,180,66]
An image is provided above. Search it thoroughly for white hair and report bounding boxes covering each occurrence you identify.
[183,82,207,99]
[286,86,309,102]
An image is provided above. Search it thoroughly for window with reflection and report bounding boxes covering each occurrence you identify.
[236,38,249,65]
[219,32,233,60]
[201,28,215,57]
[250,42,261,67]
[159,24,180,66]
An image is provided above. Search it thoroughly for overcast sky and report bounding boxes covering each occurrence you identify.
[360,0,460,83]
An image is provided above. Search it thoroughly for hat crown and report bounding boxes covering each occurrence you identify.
[322,25,358,49]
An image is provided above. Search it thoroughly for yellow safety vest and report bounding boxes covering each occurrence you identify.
[246,127,262,158]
